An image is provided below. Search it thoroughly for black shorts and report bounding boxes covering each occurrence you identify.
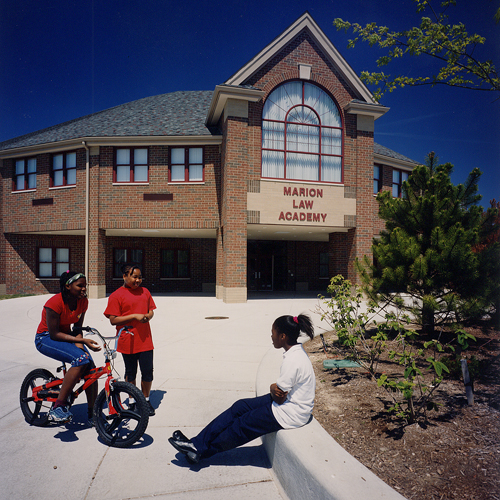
[122,350,154,382]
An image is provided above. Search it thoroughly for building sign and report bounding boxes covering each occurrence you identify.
[279,186,327,222]
[247,180,356,227]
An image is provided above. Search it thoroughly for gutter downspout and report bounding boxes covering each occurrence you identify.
[82,141,90,280]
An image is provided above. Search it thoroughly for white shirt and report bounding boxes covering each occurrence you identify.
[271,343,315,429]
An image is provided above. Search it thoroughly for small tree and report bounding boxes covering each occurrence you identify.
[333,0,500,101]
[358,153,488,333]
[317,275,476,424]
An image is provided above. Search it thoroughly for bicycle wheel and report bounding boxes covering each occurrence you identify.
[20,368,57,426]
[94,381,149,448]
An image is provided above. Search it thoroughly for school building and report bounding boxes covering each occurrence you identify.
[0,13,417,303]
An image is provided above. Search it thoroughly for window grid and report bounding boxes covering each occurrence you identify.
[169,147,204,182]
[319,252,329,278]
[14,158,37,191]
[262,81,343,183]
[161,249,190,278]
[374,165,381,194]
[37,247,70,278]
[392,169,409,198]
[114,148,149,183]
[52,152,77,187]
[113,248,144,278]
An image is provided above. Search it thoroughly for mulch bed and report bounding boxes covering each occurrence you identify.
[305,322,500,500]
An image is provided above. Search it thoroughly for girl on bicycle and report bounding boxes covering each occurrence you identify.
[104,263,156,416]
[168,313,315,464]
[35,271,101,423]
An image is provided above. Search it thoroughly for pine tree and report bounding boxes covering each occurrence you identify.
[473,199,500,329]
[359,152,489,333]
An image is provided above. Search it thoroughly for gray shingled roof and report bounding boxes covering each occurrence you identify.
[374,143,418,164]
[0,89,418,166]
[0,90,219,151]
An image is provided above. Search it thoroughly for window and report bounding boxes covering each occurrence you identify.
[262,81,342,183]
[169,147,203,182]
[38,248,69,278]
[52,152,76,187]
[319,252,329,278]
[14,158,37,191]
[115,148,149,183]
[374,165,381,194]
[113,248,144,277]
[392,169,409,198]
[161,249,190,278]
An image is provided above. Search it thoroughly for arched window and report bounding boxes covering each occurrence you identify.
[262,81,342,182]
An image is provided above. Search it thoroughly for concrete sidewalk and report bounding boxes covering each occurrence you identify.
[0,292,326,500]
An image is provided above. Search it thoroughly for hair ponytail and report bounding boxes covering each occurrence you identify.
[273,313,314,344]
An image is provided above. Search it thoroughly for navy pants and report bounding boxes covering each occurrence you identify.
[122,350,154,382]
[191,394,283,459]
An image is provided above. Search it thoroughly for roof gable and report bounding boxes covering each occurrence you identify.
[224,12,375,103]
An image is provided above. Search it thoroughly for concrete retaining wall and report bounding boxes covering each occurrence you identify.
[256,346,407,500]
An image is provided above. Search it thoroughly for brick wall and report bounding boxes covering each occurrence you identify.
[105,236,216,294]
[2,152,86,233]
[97,145,220,230]
[4,233,85,295]
[219,116,249,289]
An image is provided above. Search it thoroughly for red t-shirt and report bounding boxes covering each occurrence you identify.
[36,293,88,335]
[103,286,156,354]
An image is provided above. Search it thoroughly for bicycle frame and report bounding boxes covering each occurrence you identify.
[21,325,149,447]
[30,326,130,417]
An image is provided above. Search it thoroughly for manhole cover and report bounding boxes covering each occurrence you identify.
[205,316,229,320]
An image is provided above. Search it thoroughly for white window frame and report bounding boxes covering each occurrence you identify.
[114,148,149,183]
[262,81,343,183]
[169,147,204,183]
[14,157,37,191]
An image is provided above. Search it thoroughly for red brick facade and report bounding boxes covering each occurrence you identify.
[0,14,415,300]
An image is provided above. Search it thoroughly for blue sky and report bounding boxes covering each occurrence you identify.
[1,0,498,207]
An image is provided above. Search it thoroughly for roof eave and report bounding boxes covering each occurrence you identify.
[374,153,419,170]
[345,101,390,120]
[205,85,265,127]
[0,135,223,159]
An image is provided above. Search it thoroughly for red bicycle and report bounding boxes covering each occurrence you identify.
[20,326,149,448]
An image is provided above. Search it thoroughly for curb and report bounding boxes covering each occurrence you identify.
[255,346,407,500]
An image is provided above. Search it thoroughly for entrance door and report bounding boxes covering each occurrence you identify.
[248,254,273,291]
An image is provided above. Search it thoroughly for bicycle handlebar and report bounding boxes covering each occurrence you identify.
[72,326,133,353]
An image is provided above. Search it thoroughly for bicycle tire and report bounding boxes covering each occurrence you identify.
[20,368,57,426]
[93,381,149,448]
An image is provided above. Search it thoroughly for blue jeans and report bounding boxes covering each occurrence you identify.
[35,332,93,368]
[191,394,283,459]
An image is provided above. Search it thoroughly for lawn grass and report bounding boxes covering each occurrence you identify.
[0,294,35,300]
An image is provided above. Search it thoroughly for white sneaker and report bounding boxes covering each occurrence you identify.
[48,406,72,423]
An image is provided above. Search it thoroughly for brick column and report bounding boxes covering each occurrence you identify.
[87,148,106,299]
[354,130,375,280]
[343,112,375,284]
[217,113,249,303]
[0,160,5,295]
[215,226,224,299]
